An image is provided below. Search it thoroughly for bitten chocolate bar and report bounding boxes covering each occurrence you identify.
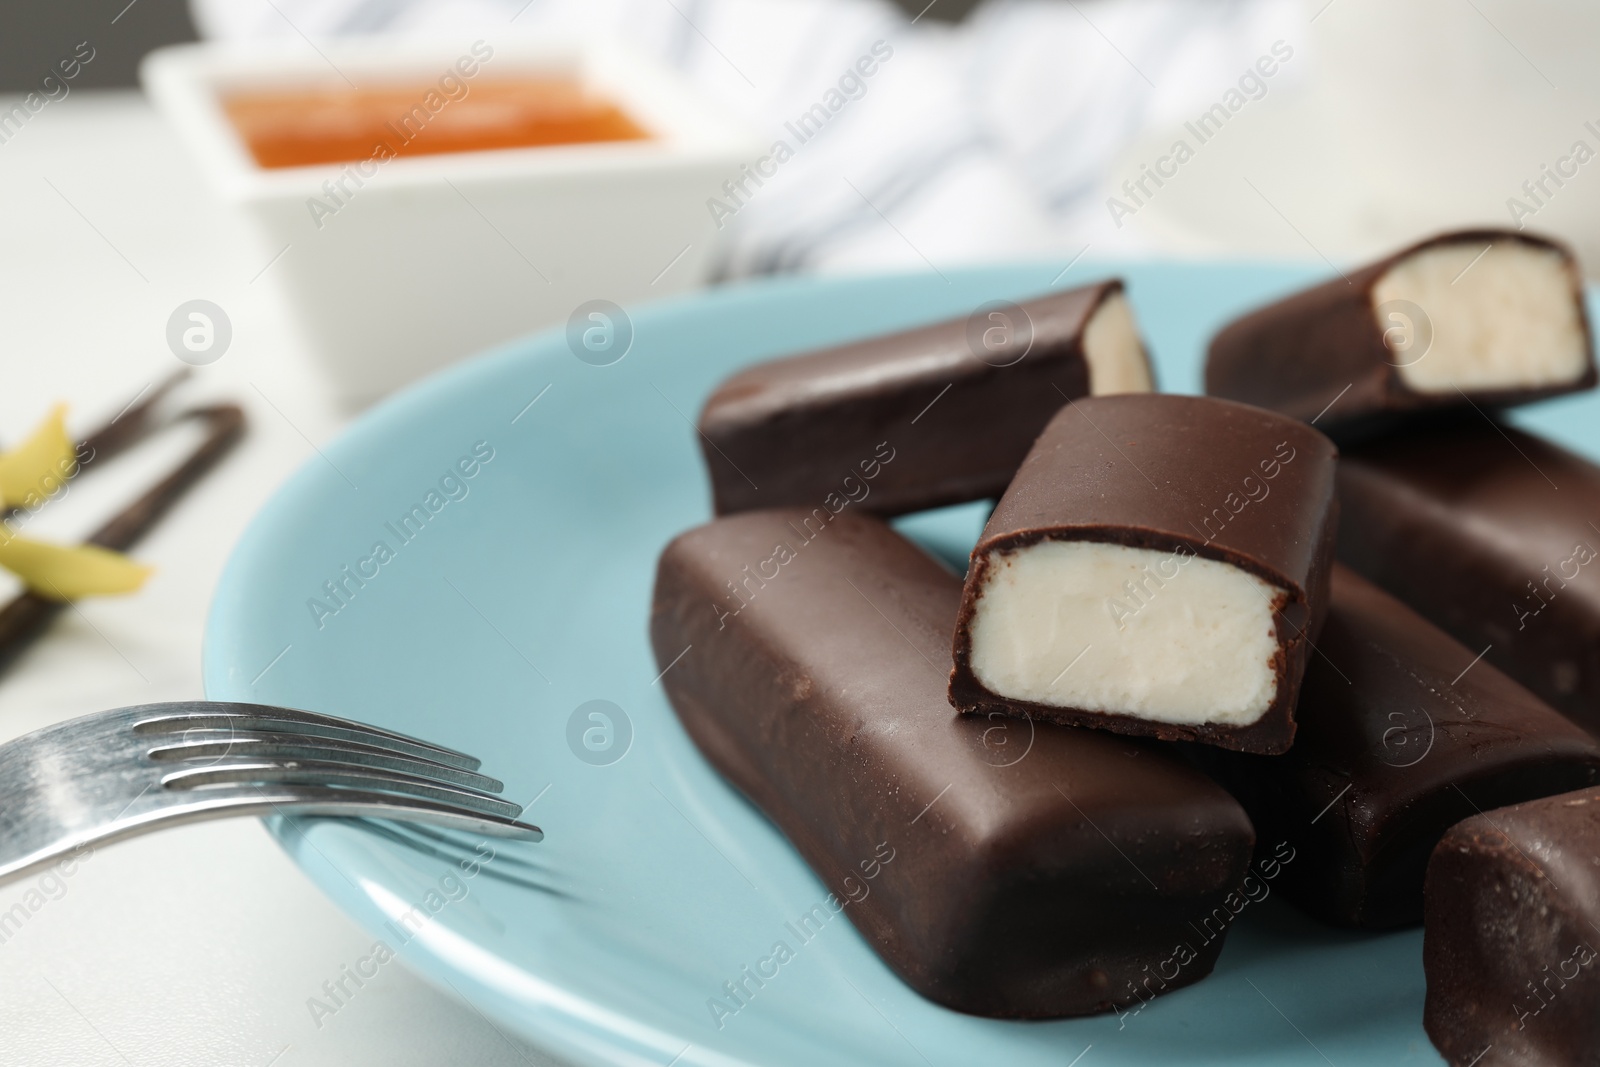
[696,280,1154,517]
[1338,419,1600,734]
[650,509,1255,1018]
[1206,230,1595,436]
[1424,788,1600,1066]
[1196,566,1600,930]
[947,394,1338,754]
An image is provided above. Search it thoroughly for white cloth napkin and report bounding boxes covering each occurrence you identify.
[190,0,1305,275]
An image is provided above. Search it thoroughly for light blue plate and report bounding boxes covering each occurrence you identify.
[205,262,1600,1066]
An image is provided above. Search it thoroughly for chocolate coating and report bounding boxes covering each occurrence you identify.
[1205,229,1595,438]
[1424,788,1600,1066]
[697,280,1147,517]
[1196,565,1600,930]
[948,394,1339,754]
[650,508,1256,1018]
[1338,418,1600,735]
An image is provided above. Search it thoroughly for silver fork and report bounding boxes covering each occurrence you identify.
[0,701,542,887]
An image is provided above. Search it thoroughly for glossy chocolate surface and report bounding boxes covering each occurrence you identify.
[1425,787,1600,1066]
[650,508,1255,1018]
[948,394,1338,754]
[1338,418,1600,735]
[1198,566,1600,929]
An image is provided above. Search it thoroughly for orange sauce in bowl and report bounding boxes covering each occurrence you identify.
[222,77,651,169]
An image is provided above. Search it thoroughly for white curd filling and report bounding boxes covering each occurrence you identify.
[1372,241,1588,394]
[1083,293,1155,395]
[967,539,1284,726]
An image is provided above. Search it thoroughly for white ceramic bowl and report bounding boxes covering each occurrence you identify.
[142,36,760,405]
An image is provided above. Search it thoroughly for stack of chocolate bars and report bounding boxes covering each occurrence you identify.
[648,231,1600,1062]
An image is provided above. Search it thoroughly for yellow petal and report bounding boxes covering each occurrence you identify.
[0,532,152,600]
[0,404,77,508]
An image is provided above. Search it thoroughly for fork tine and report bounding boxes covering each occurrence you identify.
[194,786,543,841]
[160,760,525,819]
[265,791,543,841]
[348,820,565,895]
[132,704,481,771]
[391,821,551,871]
[145,735,505,793]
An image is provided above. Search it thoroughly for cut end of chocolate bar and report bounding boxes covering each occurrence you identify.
[1205,228,1596,436]
[948,394,1338,754]
[1082,291,1154,395]
[964,539,1286,728]
[1374,237,1590,395]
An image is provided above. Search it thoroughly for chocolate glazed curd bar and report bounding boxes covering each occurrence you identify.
[1195,566,1600,930]
[947,394,1338,755]
[1424,787,1600,1067]
[650,509,1255,1018]
[1206,230,1595,437]
[696,280,1154,517]
[1338,420,1600,734]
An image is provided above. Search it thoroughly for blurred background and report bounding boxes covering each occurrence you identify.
[1,0,1597,1064]
[10,0,1600,271]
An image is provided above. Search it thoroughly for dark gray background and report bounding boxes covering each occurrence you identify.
[0,0,980,90]
[0,0,197,91]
